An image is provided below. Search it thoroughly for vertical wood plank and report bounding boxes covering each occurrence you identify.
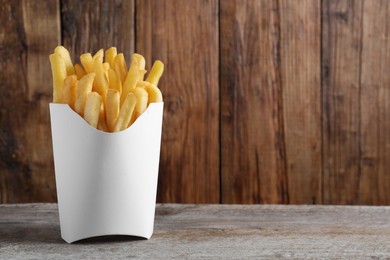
[61,0,134,62]
[280,0,322,204]
[360,0,390,205]
[220,0,288,203]
[322,0,363,204]
[0,0,60,202]
[136,0,220,203]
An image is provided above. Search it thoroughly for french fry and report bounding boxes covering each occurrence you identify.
[103,62,110,79]
[93,48,104,61]
[145,83,163,104]
[49,53,67,103]
[97,103,108,132]
[114,93,137,132]
[54,46,75,76]
[74,64,86,79]
[136,80,153,89]
[74,73,95,116]
[93,57,109,103]
[114,53,128,83]
[80,53,94,73]
[146,60,164,86]
[62,75,78,109]
[84,92,102,128]
[108,69,122,94]
[121,54,142,105]
[50,46,164,132]
[131,87,148,124]
[105,47,117,68]
[133,53,146,81]
[106,89,120,132]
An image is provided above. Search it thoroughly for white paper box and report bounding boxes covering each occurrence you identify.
[49,103,163,243]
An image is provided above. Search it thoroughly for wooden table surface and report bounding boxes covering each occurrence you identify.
[0,204,389,259]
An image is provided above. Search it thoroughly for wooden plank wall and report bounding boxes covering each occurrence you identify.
[0,0,389,205]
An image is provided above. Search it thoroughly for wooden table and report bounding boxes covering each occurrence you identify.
[0,204,389,259]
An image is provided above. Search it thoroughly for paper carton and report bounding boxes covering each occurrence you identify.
[49,103,163,243]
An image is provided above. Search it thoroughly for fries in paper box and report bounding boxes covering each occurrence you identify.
[49,46,164,243]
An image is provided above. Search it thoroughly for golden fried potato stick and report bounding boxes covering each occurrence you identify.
[54,46,75,76]
[114,93,137,132]
[122,54,142,105]
[136,80,153,89]
[114,53,128,83]
[103,62,110,79]
[80,53,94,73]
[84,92,102,129]
[74,64,86,80]
[106,89,120,132]
[105,47,117,68]
[93,57,109,103]
[133,53,146,81]
[146,60,164,86]
[62,75,78,109]
[49,53,67,103]
[74,73,95,116]
[97,103,108,132]
[130,87,148,124]
[145,83,163,104]
[93,48,104,60]
[108,69,122,94]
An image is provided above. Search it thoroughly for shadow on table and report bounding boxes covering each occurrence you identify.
[74,235,146,244]
[0,223,63,244]
[0,223,147,245]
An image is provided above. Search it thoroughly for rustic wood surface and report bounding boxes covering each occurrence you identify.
[136,0,220,203]
[279,0,322,204]
[322,0,363,204]
[0,0,59,203]
[359,0,390,205]
[220,0,322,204]
[0,204,389,259]
[1,0,390,205]
[220,0,289,204]
[61,0,134,64]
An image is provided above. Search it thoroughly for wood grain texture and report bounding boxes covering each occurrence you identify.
[136,0,220,203]
[220,0,287,204]
[0,0,60,203]
[322,0,363,204]
[359,0,390,205]
[61,0,134,63]
[279,0,322,204]
[0,204,389,258]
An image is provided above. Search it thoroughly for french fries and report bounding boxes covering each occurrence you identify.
[50,46,164,132]
[74,64,86,79]
[84,92,102,128]
[105,47,117,68]
[62,75,77,109]
[49,53,67,103]
[114,53,128,83]
[74,73,95,116]
[54,46,75,76]
[146,60,164,86]
[106,89,120,132]
[114,93,137,132]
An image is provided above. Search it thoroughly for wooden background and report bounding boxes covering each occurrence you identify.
[0,0,389,205]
